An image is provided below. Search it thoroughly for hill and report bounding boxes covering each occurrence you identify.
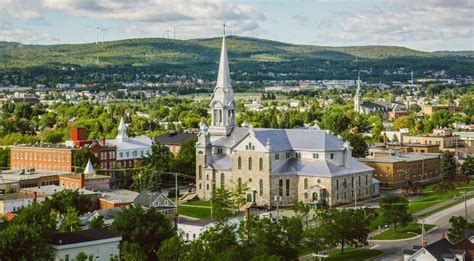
[0,36,472,86]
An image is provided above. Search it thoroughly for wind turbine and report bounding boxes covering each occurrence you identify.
[101,27,108,44]
[95,25,101,44]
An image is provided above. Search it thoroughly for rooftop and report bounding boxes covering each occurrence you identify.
[0,193,33,201]
[21,185,98,196]
[361,152,441,163]
[12,143,70,149]
[99,189,139,203]
[61,173,110,180]
[0,171,69,181]
[51,228,121,246]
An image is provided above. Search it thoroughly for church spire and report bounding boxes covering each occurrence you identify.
[208,24,236,136]
[354,74,363,113]
[116,117,129,142]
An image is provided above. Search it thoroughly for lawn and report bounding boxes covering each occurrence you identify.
[408,184,474,214]
[177,205,212,219]
[371,222,436,240]
[324,248,383,261]
[181,200,211,207]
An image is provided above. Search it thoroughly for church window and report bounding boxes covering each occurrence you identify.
[278,179,283,196]
[217,148,223,154]
[285,179,290,196]
[275,153,280,160]
[238,157,242,169]
[359,176,361,187]
[286,152,290,158]
[259,158,263,171]
[304,178,308,189]
[221,173,225,188]
[259,179,263,196]
[313,153,319,159]
[206,184,209,190]
[336,180,339,190]
[245,142,255,151]
[330,153,334,159]
[198,165,202,180]
[365,175,368,185]
[248,157,252,170]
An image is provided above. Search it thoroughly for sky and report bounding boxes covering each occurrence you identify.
[1,0,473,51]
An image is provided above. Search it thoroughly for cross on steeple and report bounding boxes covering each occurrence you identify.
[223,22,226,37]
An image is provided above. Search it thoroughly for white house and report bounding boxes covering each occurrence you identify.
[178,217,241,242]
[52,228,122,261]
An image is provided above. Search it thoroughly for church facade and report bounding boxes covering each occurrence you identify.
[196,35,377,207]
[354,77,406,115]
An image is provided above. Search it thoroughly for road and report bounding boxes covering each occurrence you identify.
[373,198,474,261]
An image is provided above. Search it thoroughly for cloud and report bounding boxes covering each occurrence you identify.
[291,15,310,24]
[0,0,43,21]
[0,22,58,43]
[40,0,265,38]
[326,0,473,45]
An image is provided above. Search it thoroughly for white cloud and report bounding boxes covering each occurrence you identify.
[0,0,43,21]
[40,0,265,38]
[0,22,58,43]
[325,0,473,46]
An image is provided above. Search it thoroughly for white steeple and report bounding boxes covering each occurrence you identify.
[83,159,95,175]
[208,24,236,136]
[354,74,362,113]
[116,117,128,142]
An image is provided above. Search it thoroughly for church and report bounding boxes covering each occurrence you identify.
[195,34,378,207]
[354,77,406,115]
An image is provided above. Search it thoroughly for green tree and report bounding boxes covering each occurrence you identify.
[231,181,248,214]
[341,131,368,158]
[89,214,106,229]
[170,139,196,176]
[10,203,56,238]
[0,147,10,168]
[460,156,474,177]
[73,147,99,170]
[132,167,161,192]
[157,235,188,260]
[320,110,351,135]
[111,206,174,260]
[211,188,234,222]
[0,224,54,260]
[379,196,412,231]
[75,251,89,261]
[187,223,241,260]
[447,216,472,243]
[44,189,92,214]
[440,151,457,180]
[409,104,422,113]
[59,207,81,232]
[316,208,372,253]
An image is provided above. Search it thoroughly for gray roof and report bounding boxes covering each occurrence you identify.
[133,190,176,208]
[209,155,232,170]
[106,135,152,150]
[20,185,97,196]
[272,158,373,177]
[361,152,441,163]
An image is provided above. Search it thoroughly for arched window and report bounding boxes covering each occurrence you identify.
[198,165,202,180]
[278,179,283,196]
[304,178,308,189]
[259,179,263,196]
[248,157,252,170]
[238,157,242,170]
[259,158,263,171]
[221,173,225,188]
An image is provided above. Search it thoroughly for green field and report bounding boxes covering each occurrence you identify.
[371,223,436,240]
[177,205,212,219]
[324,248,383,261]
[408,183,474,214]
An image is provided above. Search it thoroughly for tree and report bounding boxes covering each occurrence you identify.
[440,151,457,180]
[0,147,10,168]
[379,196,412,231]
[187,223,241,260]
[10,203,56,238]
[304,224,333,255]
[89,214,106,229]
[316,208,372,253]
[75,252,90,261]
[111,206,174,260]
[409,104,422,113]
[0,224,54,260]
[144,142,173,172]
[231,181,248,214]
[73,147,99,170]
[211,188,234,222]
[320,110,351,135]
[447,216,473,243]
[157,235,188,260]
[460,156,474,177]
[59,207,81,232]
[170,139,196,176]
[292,201,310,224]
[44,189,92,214]
[341,131,368,158]
[132,167,161,192]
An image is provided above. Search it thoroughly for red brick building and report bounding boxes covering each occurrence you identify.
[10,144,73,172]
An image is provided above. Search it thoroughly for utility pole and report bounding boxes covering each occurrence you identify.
[465,190,468,220]
[354,173,357,209]
[420,218,425,245]
[175,172,178,204]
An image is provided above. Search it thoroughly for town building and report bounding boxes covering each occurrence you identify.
[422,105,464,115]
[154,131,197,156]
[454,132,474,158]
[360,151,441,188]
[105,117,152,169]
[195,34,377,208]
[178,217,240,243]
[10,144,73,172]
[51,228,121,261]
[59,160,110,191]
[98,189,139,209]
[21,185,99,210]
[83,207,123,227]
[0,170,63,192]
[133,190,176,218]
[401,128,460,153]
[403,235,471,261]
[0,193,45,216]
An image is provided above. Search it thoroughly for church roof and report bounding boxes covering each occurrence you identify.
[271,157,373,177]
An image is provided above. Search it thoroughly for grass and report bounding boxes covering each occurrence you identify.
[418,194,474,218]
[324,248,383,261]
[177,205,212,219]
[181,200,211,207]
[408,184,474,214]
[371,223,436,240]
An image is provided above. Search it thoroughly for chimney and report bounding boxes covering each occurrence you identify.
[423,241,428,248]
[80,173,85,189]
[441,232,446,239]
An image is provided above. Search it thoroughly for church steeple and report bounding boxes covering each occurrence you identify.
[116,117,129,142]
[208,24,236,136]
[354,74,363,113]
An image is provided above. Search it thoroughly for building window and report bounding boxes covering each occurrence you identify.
[221,173,225,188]
[198,165,202,180]
[285,179,290,196]
[336,180,339,190]
[358,176,361,187]
[304,178,308,189]
[275,153,280,160]
[352,177,354,188]
[313,153,319,159]
[259,179,263,196]
[238,157,242,170]
[206,174,209,181]
[278,179,283,196]
[245,142,255,151]
[206,184,209,190]
[199,183,202,190]
[343,178,347,189]
[330,153,334,159]
[259,158,263,171]
[286,152,290,158]
[365,175,368,185]
[248,157,252,170]
[217,148,223,154]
